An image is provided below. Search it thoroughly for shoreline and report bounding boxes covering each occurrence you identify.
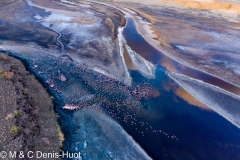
[96,1,240,94]
[107,1,240,92]
[0,52,60,156]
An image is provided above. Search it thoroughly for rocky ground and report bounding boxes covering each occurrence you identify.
[0,52,59,159]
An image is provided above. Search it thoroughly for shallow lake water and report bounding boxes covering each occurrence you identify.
[120,17,240,159]
[1,16,240,160]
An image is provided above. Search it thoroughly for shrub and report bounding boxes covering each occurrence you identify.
[1,72,6,79]
[14,110,22,118]
[0,69,6,78]
[23,89,28,95]
[2,56,9,61]
[10,126,20,135]
[0,69,4,74]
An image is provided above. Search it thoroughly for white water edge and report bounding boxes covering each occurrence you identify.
[73,109,153,160]
[169,72,240,129]
[117,27,133,86]
[125,44,156,79]
[88,0,156,79]
[93,0,240,90]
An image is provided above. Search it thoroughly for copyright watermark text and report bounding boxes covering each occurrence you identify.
[0,151,81,159]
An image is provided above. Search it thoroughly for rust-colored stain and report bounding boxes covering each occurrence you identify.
[123,43,137,70]
[175,87,209,110]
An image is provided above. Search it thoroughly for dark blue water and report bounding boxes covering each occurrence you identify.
[121,18,240,159]
[124,66,240,160]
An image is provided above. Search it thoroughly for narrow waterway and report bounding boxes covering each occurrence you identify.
[56,31,64,53]
[50,26,64,53]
